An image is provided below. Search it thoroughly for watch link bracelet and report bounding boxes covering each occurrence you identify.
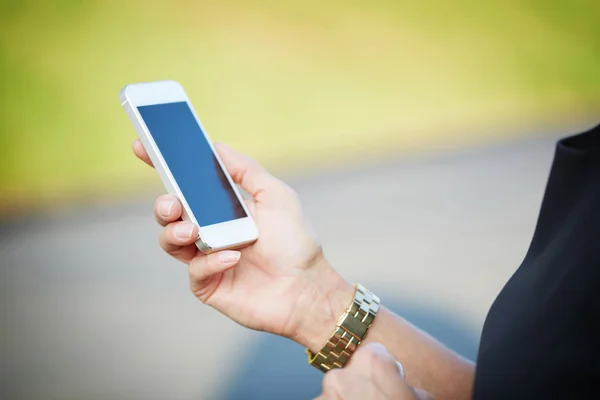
[306,283,380,372]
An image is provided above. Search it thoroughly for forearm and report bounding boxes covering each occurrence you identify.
[363,306,474,400]
[294,264,474,400]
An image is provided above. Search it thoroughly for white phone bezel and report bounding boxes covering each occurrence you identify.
[119,80,258,253]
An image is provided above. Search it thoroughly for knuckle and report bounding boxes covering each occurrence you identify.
[189,281,206,303]
[189,255,218,282]
[166,222,180,240]
[188,260,203,282]
[160,224,176,245]
[188,253,203,271]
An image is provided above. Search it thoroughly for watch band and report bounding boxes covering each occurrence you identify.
[306,284,380,372]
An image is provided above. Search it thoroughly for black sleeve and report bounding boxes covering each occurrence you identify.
[473,122,600,400]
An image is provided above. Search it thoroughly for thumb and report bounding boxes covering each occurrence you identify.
[189,250,241,303]
[214,142,281,199]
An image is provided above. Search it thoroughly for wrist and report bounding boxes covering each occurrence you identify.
[291,259,355,353]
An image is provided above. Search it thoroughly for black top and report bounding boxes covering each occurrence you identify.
[473,123,600,399]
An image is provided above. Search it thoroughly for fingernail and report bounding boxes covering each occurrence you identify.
[219,251,241,264]
[396,361,406,379]
[159,199,175,218]
[174,223,195,239]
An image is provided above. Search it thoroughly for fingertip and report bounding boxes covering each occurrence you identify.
[350,343,393,370]
[154,194,183,223]
[363,342,390,355]
[132,139,154,167]
[206,251,241,270]
[170,221,197,243]
[132,138,143,156]
[213,141,229,150]
[360,343,402,381]
[189,250,239,285]
[216,250,241,265]
[214,141,235,160]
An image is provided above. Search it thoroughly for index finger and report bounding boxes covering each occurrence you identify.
[132,139,154,167]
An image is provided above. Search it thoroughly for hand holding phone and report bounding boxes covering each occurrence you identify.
[120,80,258,253]
[130,120,353,351]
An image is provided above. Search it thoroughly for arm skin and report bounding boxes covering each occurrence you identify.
[294,262,475,400]
[132,139,474,399]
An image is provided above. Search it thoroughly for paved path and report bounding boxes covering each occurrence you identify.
[0,132,568,399]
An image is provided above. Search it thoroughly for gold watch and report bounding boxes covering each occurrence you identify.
[306,284,380,372]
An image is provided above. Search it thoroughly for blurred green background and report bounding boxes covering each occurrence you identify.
[1,0,599,213]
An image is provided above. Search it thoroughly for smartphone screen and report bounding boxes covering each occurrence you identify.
[137,101,246,227]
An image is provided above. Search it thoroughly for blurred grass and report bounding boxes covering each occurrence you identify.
[0,0,599,211]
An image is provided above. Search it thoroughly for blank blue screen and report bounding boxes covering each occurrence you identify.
[138,102,246,226]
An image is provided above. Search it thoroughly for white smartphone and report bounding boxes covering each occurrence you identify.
[119,80,258,253]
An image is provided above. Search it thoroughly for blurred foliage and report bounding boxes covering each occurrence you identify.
[0,0,599,209]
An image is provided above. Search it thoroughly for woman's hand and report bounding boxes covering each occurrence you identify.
[132,139,354,351]
[315,343,433,400]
